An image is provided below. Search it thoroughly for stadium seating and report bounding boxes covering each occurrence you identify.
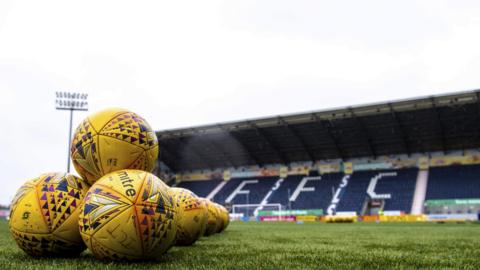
[426,165,480,199]
[176,179,222,197]
[217,173,345,212]
[177,169,418,215]
[336,168,418,214]
[335,171,371,214]
[372,168,418,212]
[211,176,280,205]
[267,175,304,206]
[175,165,480,216]
[275,173,343,211]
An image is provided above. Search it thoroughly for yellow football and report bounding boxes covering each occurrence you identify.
[216,204,230,232]
[224,208,230,230]
[70,108,159,185]
[203,199,220,236]
[170,187,208,246]
[78,170,177,261]
[213,203,226,233]
[9,173,89,256]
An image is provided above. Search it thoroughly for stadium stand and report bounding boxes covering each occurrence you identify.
[426,165,480,200]
[374,168,418,212]
[335,171,371,214]
[268,175,303,207]
[176,179,222,197]
[289,173,343,211]
[174,165,477,215]
[176,168,418,215]
[212,176,279,205]
[335,168,417,214]
[156,90,480,217]
[157,91,480,172]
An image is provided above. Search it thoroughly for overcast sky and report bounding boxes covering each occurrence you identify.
[1,0,480,205]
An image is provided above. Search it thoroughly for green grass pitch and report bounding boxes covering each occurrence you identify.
[1,220,479,269]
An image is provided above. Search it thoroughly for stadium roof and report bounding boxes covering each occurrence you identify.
[156,90,480,172]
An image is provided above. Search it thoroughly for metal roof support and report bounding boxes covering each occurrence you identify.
[388,103,410,156]
[192,129,236,168]
[430,98,447,153]
[312,113,344,160]
[476,91,480,110]
[469,91,480,151]
[278,116,315,162]
[248,121,288,164]
[348,107,376,158]
[474,91,480,149]
[217,124,262,166]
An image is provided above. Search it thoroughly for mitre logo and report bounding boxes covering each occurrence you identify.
[118,171,136,197]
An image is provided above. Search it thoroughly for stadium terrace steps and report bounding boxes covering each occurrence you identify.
[411,170,429,214]
[426,165,480,200]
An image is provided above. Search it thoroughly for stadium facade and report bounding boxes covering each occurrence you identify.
[155,90,480,221]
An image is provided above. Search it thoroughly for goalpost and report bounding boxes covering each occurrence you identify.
[231,203,282,221]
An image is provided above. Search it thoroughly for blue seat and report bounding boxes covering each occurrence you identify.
[212,176,279,205]
[178,168,421,215]
[336,168,418,214]
[176,179,221,197]
[268,175,304,206]
[291,173,343,211]
[427,165,480,200]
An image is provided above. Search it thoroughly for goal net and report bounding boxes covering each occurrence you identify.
[231,203,282,221]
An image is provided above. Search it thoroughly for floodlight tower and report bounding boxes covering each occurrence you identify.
[55,92,89,172]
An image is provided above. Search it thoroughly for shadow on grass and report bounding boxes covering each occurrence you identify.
[4,245,199,267]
